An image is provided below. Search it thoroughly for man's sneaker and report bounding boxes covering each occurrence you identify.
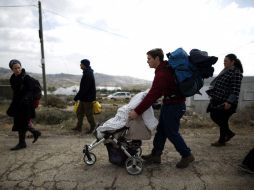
[211,141,225,147]
[176,154,195,168]
[225,133,235,142]
[141,154,161,164]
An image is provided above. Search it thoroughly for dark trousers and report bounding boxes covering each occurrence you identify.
[18,130,26,144]
[76,101,96,130]
[152,103,191,158]
[210,108,235,143]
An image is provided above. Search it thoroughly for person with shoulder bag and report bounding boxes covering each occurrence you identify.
[7,59,41,151]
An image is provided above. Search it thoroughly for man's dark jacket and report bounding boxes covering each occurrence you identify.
[74,68,96,102]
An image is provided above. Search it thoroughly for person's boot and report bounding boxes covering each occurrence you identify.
[176,154,195,168]
[72,119,83,132]
[32,130,41,143]
[141,153,161,164]
[72,126,82,132]
[28,127,41,143]
[10,142,27,151]
[211,141,225,147]
[10,132,27,151]
[225,132,235,142]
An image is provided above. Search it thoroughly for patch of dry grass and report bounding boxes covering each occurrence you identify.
[35,107,74,125]
[231,103,254,126]
[42,95,67,109]
[182,110,213,128]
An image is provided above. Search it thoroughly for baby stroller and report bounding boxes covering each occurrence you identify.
[82,116,152,175]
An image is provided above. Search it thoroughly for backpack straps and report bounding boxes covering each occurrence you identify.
[164,64,184,99]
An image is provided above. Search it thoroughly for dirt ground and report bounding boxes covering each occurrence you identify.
[0,116,253,190]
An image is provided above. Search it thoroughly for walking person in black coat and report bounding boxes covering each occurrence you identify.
[206,54,243,146]
[72,59,96,134]
[7,59,41,151]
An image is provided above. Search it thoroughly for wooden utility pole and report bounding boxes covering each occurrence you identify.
[38,0,47,105]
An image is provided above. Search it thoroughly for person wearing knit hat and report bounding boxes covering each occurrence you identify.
[9,59,21,69]
[6,59,41,150]
[80,59,90,66]
[72,59,96,133]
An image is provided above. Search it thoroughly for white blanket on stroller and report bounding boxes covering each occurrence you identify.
[96,91,158,138]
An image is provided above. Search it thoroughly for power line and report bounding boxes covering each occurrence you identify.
[41,7,127,39]
[0,3,127,38]
[42,7,67,19]
[0,5,36,8]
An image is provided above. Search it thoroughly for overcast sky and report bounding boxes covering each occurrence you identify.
[0,0,254,80]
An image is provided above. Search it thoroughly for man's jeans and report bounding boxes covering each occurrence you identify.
[152,103,191,158]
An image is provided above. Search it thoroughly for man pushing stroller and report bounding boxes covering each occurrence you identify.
[129,48,194,169]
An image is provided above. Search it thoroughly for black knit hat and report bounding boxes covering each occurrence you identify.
[9,59,21,69]
[80,59,90,66]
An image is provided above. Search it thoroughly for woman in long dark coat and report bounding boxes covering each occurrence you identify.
[7,59,41,151]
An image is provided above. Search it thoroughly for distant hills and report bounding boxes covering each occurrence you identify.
[0,67,151,89]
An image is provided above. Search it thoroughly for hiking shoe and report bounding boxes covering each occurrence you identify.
[85,127,95,134]
[32,131,41,143]
[225,132,235,142]
[176,154,195,168]
[10,143,27,151]
[85,129,93,134]
[211,141,225,147]
[141,154,161,164]
[72,127,82,132]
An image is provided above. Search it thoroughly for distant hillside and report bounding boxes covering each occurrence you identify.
[0,67,151,89]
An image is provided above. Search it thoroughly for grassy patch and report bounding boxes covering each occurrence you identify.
[231,103,254,126]
[35,107,74,125]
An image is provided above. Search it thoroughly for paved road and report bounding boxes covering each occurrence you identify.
[0,127,253,190]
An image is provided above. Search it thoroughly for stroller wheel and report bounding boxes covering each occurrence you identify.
[125,157,143,175]
[84,152,96,165]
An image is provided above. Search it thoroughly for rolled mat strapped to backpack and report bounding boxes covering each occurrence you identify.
[166,48,218,97]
